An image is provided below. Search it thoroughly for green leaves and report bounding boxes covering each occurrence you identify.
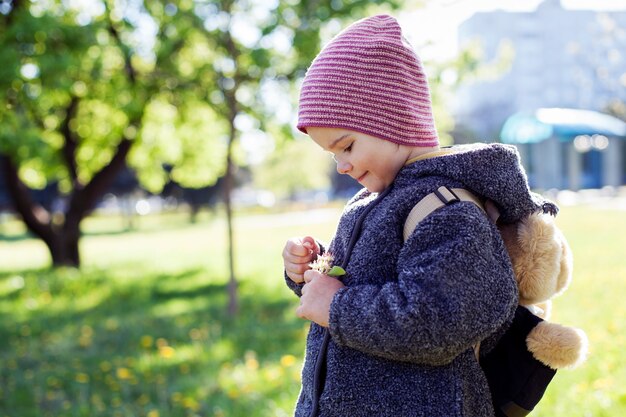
[327,266,346,277]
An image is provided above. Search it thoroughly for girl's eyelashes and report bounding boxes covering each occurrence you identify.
[330,143,352,162]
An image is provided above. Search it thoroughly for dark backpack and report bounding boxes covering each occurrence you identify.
[480,306,556,416]
[403,186,563,416]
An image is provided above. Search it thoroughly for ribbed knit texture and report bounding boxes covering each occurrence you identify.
[297,15,439,147]
[284,144,557,416]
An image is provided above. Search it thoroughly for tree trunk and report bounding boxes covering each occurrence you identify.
[1,138,133,268]
[224,127,238,317]
[220,10,243,317]
[45,229,81,267]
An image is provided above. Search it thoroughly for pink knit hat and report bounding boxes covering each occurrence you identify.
[297,15,439,147]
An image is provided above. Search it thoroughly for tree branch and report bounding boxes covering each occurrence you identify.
[104,2,137,84]
[66,137,133,221]
[59,96,81,184]
[0,153,53,241]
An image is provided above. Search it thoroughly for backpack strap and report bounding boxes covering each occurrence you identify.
[403,186,494,361]
[403,186,486,241]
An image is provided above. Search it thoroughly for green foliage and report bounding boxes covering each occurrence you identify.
[0,7,95,187]
[129,97,229,193]
[328,266,346,277]
[252,138,333,199]
[0,203,624,416]
[1,0,405,194]
[0,206,340,416]
[0,266,306,416]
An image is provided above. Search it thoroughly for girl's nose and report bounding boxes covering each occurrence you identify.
[336,159,352,174]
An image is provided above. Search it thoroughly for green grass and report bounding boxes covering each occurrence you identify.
[0,203,624,416]
[533,205,626,417]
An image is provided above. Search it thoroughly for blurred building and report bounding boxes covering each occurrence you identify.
[501,108,626,190]
[455,0,626,189]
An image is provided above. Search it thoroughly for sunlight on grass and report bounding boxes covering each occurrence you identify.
[0,203,624,416]
[532,204,626,417]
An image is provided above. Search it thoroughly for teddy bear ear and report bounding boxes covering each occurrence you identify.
[501,213,564,305]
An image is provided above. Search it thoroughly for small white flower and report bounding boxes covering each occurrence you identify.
[309,252,346,277]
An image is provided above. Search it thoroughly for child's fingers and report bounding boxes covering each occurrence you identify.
[304,269,321,284]
[285,238,312,258]
[282,247,314,265]
[283,237,319,285]
[283,238,319,263]
[286,270,305,284]
[286,261,311,275]
[301,236,320,255]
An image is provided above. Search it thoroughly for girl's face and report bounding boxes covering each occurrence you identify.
[307,127,412,193]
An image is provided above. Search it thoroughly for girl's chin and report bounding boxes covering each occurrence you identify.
[364,182,384,193]
[363,178,393,193]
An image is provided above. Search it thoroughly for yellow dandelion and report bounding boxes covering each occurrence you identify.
[116,367,131,380]
[159,346,175,359]
[593,377,613,390]
[280,354,297,367]
[147,411,160,417]
[140,335,154,348]
[183,397,200,411]
[245,357,259,371]
[227,388,240,399]
[75,373,90,383]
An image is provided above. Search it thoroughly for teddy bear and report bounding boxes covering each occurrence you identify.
[497,210,588,370]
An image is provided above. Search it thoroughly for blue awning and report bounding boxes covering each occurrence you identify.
[501,108,626,144]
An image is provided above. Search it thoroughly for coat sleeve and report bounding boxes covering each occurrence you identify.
[327,203,518,366]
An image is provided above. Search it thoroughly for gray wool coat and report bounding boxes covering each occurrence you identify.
[286,143,553,417]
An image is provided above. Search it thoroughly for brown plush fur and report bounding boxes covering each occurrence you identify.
[500,213,570,305]
[527,321,588,369]
[501,211,587,369]
[556,228,574,297]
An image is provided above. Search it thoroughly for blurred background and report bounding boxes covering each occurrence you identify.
[1,0,625,416]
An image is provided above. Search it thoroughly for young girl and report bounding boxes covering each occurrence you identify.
[282,15,548,416]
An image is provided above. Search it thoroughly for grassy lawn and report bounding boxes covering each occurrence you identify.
[0,203,624,416]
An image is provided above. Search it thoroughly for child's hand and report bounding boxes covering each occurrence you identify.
[296,270,345,327]
[283,236,320,284]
